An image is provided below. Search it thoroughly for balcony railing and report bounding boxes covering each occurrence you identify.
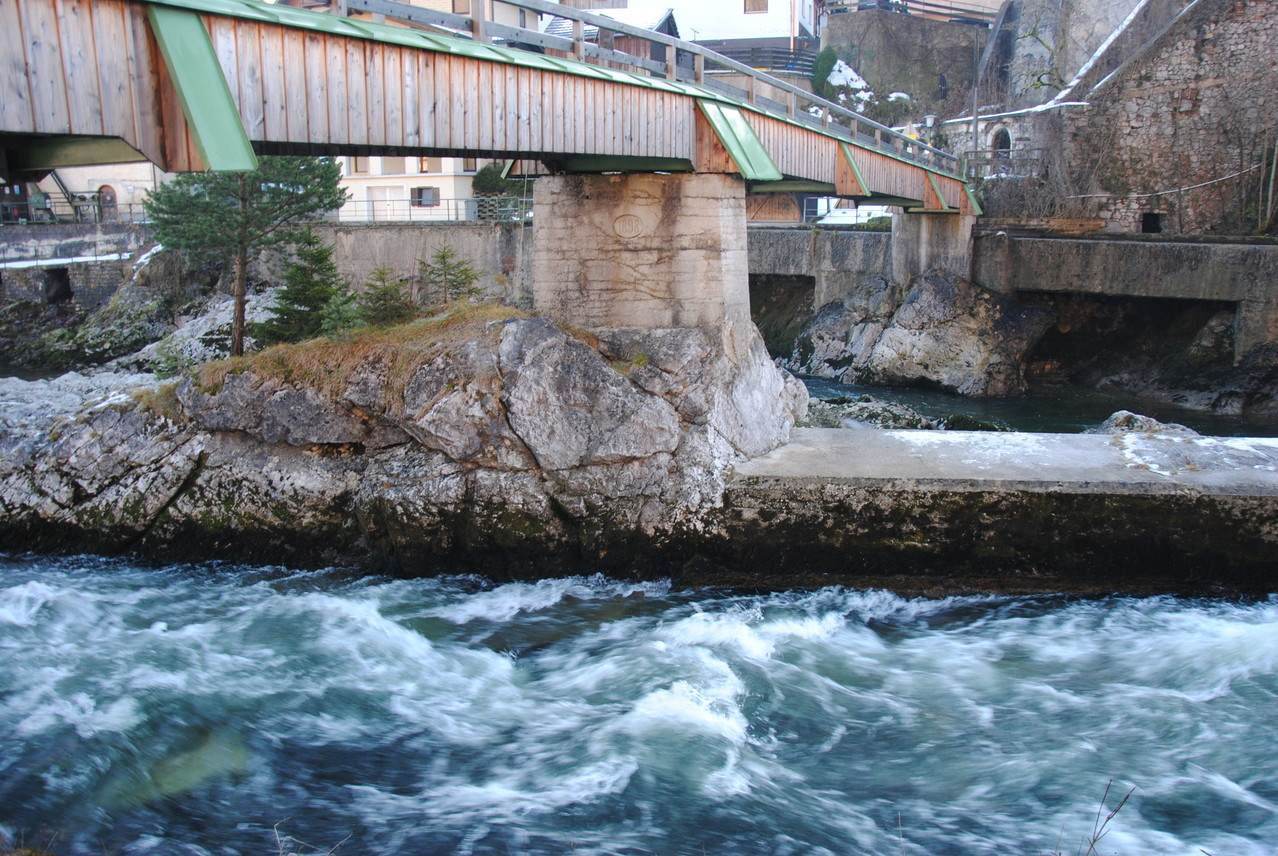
[335,196,532,223]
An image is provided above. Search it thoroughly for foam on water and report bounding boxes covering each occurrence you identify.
[1,555,1275,856]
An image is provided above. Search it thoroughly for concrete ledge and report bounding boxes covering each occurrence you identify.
[703,429,1278,595]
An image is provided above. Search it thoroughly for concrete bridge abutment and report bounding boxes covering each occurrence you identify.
[531,172,759,361]
[890,212,976,284]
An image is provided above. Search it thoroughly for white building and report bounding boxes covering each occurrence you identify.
[337,155,504,221]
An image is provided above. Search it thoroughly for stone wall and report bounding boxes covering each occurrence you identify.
[0,259,133,310]
[1060,0,1277,234]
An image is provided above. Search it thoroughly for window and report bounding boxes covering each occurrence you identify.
[411,186,441,208]
[745,0,768,11]
[462,158,478,173]
[349,156,370,175]
[418,157,443,174]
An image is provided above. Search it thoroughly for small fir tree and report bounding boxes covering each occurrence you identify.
[143,156,348,356]
[356,266,417,327]
[318,289,362,336]
[251,229,348,345]
[418,247,481,306]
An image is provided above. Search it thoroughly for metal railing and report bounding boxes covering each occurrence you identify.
[965,148,1046,179]
[335,195,532,223]
[0,199,148,225]
[340,0,964,178]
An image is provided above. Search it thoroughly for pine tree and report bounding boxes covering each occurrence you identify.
[252,228,348,345]
[143,156,348,356]
[356,266,417,327]
[418,247,481,306]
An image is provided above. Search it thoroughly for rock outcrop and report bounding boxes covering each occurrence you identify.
[786,270,1054,396]
[0,313,806,574]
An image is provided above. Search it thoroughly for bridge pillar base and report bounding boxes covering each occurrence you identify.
[891,212,976,283]
[532,173,755,359]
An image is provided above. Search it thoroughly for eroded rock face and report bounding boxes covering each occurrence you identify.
[787,271,1054,396]
[1,317,807,571]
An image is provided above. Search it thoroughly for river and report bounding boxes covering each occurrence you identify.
[1,554,1275,855]
[802,378,1278,437]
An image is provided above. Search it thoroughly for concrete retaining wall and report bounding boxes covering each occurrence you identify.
[308,221,534,304]
[747,227,892,307]
[973,234,1278,356]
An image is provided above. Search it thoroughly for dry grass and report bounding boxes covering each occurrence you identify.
[195,301,529,404]
[131,380,185,423]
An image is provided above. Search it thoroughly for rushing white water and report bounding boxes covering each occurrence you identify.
[1,555,1276,856]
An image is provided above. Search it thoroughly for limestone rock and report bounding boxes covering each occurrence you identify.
[800,397,937,430]
[1,312,805,568]
[499,319,682,471]
[790,271,1054,397]
[1085,410,1200,436]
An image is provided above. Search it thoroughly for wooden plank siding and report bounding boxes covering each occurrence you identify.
[1,0,970,214]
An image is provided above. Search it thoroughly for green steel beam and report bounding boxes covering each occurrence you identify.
[696,101,783,182]
[146,5,258,171]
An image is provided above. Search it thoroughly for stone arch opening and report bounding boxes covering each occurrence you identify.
[45,268,73,304]
[990,128,1011,158]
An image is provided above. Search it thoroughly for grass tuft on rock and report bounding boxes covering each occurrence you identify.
[196,301,529,402]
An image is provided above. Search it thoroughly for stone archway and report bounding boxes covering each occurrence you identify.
[98,185,118,221]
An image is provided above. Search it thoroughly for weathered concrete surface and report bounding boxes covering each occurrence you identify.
[891,212,975,285]
[973,235,1278,358]
[532,173,755,357]
[700,428,1278,595]
[747,227,891,307]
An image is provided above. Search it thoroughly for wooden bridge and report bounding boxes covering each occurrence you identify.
[0,0,976,215]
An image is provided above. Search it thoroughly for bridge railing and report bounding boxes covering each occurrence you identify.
[340,0,963,179]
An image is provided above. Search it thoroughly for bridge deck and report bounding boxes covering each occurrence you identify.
[0,0,975,214]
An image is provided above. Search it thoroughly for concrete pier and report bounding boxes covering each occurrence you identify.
[703,428,1278,595]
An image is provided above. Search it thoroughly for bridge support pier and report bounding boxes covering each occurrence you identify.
[531,173,757,359]
[891,212,977,283]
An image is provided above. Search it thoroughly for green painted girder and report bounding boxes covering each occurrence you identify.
[4,137,149,172]
[696,101,783,182]
[146,5,258,171]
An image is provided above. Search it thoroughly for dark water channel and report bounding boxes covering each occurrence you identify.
[803,377,1278,437]
[2,554,1276,856]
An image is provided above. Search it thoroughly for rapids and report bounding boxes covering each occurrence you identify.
[1,554,1275,856]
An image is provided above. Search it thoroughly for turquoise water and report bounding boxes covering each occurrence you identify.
[2,554,1276,855]
[803,377,1278,437]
